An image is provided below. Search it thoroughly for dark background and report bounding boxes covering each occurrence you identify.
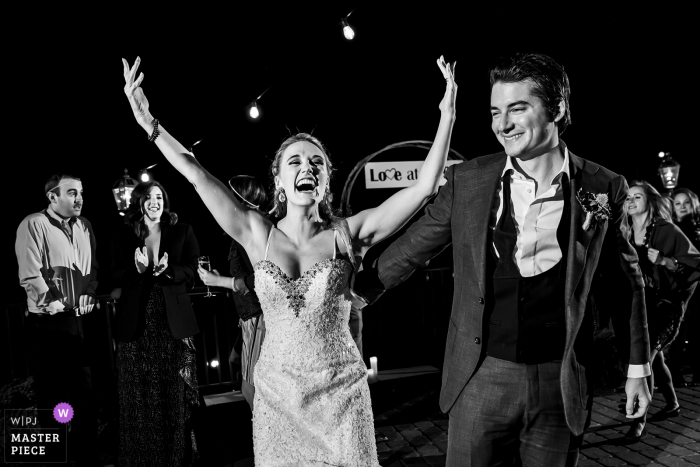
[5,6,695,303]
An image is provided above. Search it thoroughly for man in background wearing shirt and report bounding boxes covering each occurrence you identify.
[355,53,651,466]
[15,173,98,466]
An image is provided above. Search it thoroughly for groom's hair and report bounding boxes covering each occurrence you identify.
[489,53,572,135]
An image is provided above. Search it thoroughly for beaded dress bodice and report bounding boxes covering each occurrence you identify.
[255,258,357,361]
[251,227,378,466]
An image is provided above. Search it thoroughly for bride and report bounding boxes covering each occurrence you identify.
[122,55,457,466]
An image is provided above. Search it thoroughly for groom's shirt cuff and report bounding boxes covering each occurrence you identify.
[627,363,651,378]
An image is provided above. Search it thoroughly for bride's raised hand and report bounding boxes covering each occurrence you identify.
[436,55,457,117]
[118,57,269,260]
[122,57,154,131]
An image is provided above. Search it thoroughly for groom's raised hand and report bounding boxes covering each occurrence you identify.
[624,377,651,418]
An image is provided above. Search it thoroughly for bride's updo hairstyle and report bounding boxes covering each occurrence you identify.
[269,133,356,268]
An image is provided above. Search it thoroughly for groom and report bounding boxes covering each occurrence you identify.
[355,53,651,466]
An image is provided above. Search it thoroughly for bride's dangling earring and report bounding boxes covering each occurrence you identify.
[278,189,286,203]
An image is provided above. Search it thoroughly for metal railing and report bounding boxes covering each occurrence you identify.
[0,287,242,393]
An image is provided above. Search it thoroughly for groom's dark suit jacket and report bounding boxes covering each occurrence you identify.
[358,150,650,436]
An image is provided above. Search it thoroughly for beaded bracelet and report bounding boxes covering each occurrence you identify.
[148,118,160,142]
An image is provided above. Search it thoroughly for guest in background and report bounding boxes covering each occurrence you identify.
[623,180,700,437]
[198,175,267,411]
[110,181,201,466]
[670,188,700,387]
[15,173,98,467]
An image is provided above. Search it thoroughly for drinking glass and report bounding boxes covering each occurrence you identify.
[198,255,213,298]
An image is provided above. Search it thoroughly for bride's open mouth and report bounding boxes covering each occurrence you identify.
[295,177,319,195]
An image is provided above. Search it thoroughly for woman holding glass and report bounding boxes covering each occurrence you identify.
[110,180,201,466]
[198,174,268,411]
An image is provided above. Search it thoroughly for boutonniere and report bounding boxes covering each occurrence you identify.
[576,189,611,231]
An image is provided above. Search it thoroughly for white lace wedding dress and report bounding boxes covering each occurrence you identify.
[252,227,379,466]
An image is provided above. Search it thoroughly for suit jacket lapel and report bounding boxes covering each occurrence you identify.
[468,151,600,304]
[159,224,171,261]
[141,223,171,266]
[565,153,598,306]
[470,155,507,297]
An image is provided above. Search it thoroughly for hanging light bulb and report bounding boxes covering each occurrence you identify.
[250,102,260,119]
[137,163,157,184]
[341,18,355,40]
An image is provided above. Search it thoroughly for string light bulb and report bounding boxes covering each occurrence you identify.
[138,164,157,183]
[341,18,355,40]
[250,102,260,119]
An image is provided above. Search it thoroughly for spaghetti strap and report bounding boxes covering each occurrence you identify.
[336,228,353,264]
[264,227,274,261]
[333,229,337,260]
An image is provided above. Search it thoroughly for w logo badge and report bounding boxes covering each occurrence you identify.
[53,403,73,423]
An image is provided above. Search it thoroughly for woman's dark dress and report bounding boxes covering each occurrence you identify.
[117,283,199,466]
[112,222,201,467]
[633,218,700,351]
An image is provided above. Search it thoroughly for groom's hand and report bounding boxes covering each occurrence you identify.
[624,377,651,418]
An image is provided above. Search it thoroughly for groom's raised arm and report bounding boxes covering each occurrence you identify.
[354,164,456,303]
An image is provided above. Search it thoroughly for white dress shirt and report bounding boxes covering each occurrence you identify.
[492,148,569,276]
[15,206,98,314]
[491,147,649,378]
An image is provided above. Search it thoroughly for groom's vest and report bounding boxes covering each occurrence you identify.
[484,173,571,364]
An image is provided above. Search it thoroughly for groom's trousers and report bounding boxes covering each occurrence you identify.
[446,355,583,467]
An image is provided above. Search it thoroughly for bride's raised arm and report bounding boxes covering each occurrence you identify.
[347,56,457,248]
[121,57,269,256]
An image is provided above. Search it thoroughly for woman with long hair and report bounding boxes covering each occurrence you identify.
[198,175,268,411]
[672,188,700,244]
[110,181,201,466]
[621,180,700,439]
[122,55,457,465]
[671,187,700,387]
